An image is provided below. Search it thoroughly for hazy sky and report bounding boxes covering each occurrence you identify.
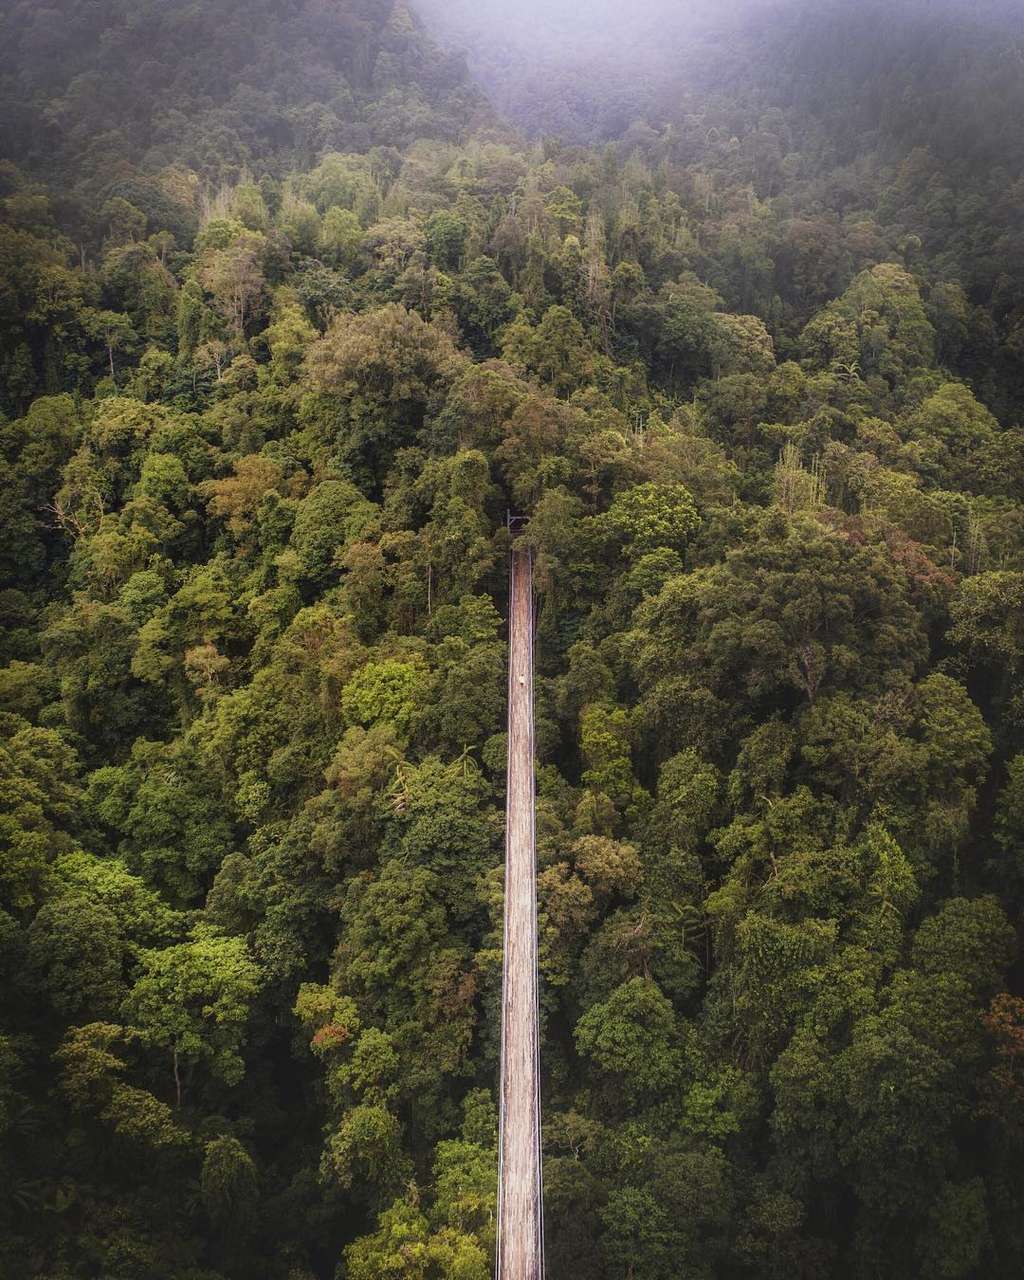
[410,0,760,101]
[413,0,1018,59]
[409,0,1022,139]
[413,0,736,54]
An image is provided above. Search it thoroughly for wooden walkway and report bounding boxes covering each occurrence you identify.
[496,546,544,1280]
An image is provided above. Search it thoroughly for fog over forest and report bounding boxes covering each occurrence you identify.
[414,0,1024,140]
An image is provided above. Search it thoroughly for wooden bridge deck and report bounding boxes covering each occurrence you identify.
[496,546,544,1280]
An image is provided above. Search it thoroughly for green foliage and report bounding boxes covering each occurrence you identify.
[340,657,432,735]
[2,1,1024,1275]
[575,978,680,1101]
[123,925,262,1093]
[0,719,84,914]
[605,481,700,557]
[201,1135,259,1226]
[288,478,378,582]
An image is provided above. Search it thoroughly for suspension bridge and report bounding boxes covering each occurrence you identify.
[496,542,544,1280]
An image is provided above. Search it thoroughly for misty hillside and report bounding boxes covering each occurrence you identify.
[416,0,1024,156]
[2,0,1024,1278]
[0,0,491,182]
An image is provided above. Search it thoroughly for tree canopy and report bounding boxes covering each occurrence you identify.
[2,0,1024,1277]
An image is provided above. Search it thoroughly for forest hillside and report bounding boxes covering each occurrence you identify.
[1,0,1023,1277]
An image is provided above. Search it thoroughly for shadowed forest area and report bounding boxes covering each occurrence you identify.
[1,0,1024,1276]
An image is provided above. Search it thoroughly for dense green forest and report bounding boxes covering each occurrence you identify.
[2,0,1024,1275]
